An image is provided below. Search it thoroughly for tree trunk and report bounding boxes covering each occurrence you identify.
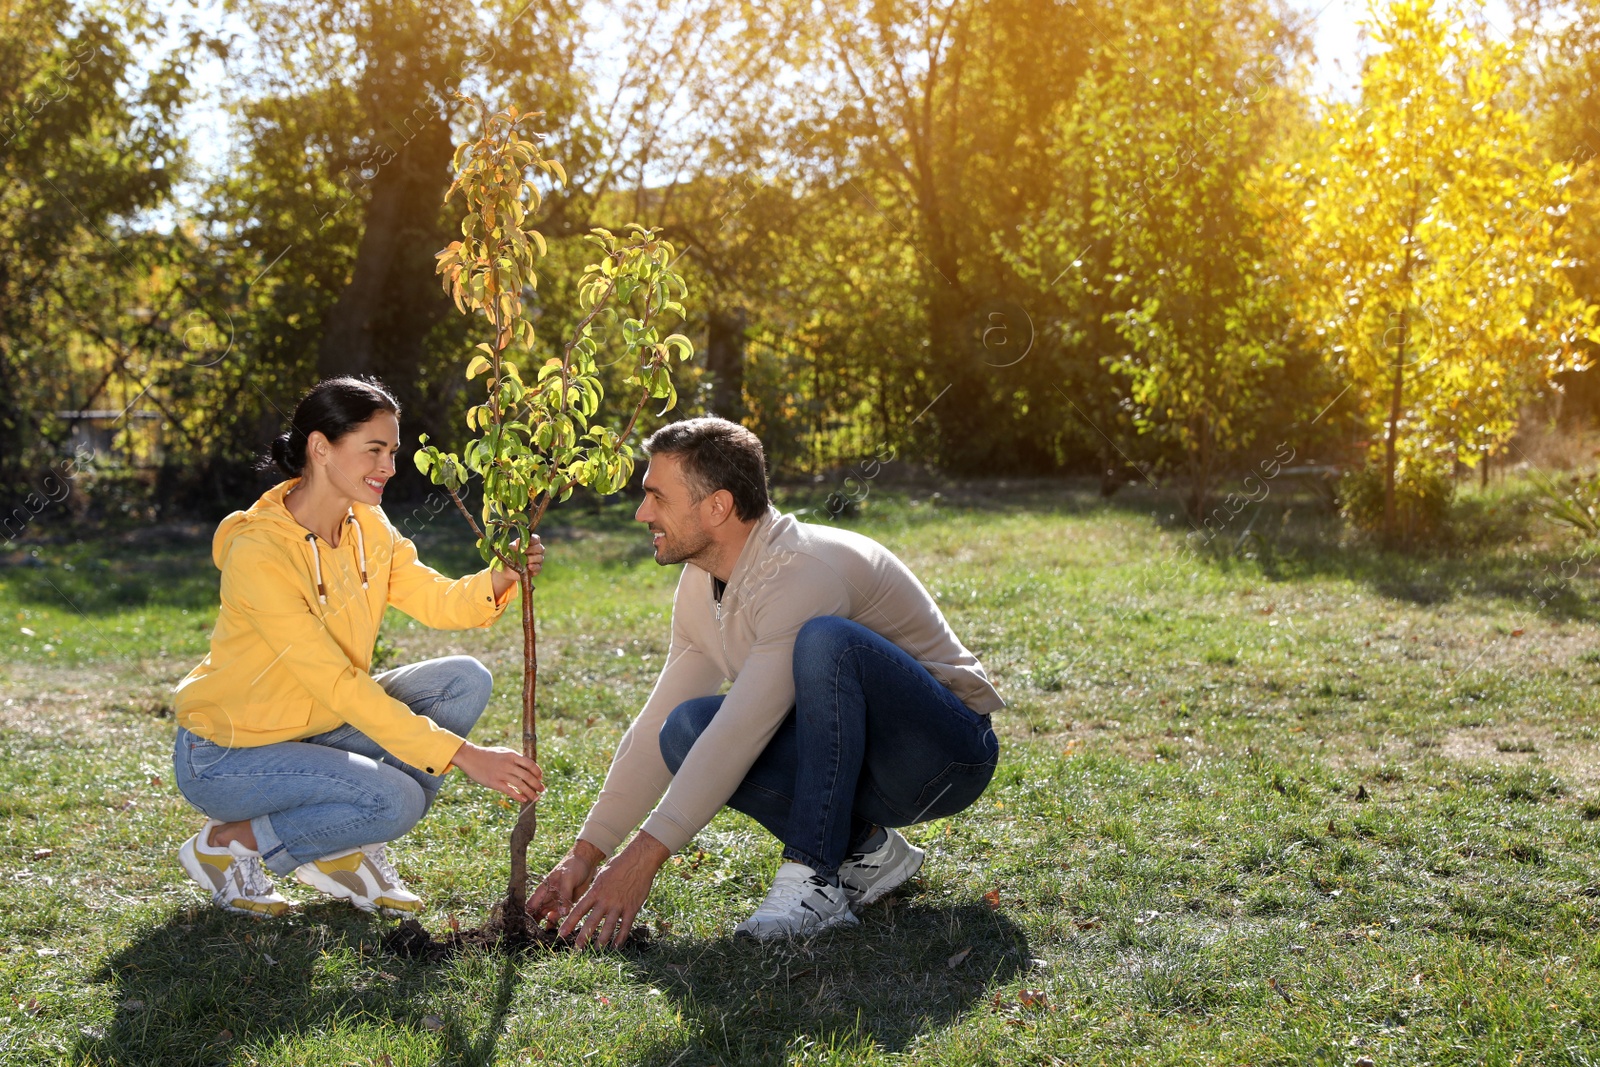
[502,565,539,935]
[317,120,456,474]
[1382,303,1408,545]
[704,306,748,420]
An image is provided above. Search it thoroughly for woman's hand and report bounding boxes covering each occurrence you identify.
[451,740,544,803]
[490,535,545,599]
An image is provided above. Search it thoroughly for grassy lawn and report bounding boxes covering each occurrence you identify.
[4,478,1600,1065]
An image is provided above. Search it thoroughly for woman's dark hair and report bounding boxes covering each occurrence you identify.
[265,376,401,478]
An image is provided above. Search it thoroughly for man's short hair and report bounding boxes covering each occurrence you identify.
[643,417,771,521]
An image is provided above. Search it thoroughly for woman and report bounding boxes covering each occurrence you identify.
[173,376,544,917]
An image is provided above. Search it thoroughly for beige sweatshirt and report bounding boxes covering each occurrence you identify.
[578,507,1004,857]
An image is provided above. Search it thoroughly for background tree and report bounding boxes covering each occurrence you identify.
[1274,0,1598,542]
[1009,0,1311,517]
[0,0,193,494]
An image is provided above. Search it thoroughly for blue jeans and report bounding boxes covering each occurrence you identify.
[173,655,493,875]
[659,616,999,877]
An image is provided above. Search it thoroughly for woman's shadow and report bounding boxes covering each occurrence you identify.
[78,897,1026,1066]
[76,903,523,1066]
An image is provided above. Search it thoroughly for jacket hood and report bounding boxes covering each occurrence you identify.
[212,479,307,569]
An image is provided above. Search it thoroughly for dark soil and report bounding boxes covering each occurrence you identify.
[384,904,653,962]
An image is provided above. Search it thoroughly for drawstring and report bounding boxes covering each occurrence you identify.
[305,533,327,603]
[306,511,368,605]
[346,511,369,589]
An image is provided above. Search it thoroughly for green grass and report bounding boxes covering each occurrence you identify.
[5,478,1600,1065]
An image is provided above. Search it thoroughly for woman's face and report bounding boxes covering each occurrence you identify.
[307,412,400,506]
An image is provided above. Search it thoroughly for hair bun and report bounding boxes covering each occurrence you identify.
[269,431,304,477]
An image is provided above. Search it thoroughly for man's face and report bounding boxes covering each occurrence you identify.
[636,454,714,566]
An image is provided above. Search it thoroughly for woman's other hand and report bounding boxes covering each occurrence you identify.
[452,740,544,803]
[490,535,545,599]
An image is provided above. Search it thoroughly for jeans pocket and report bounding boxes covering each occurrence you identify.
[911,751,999,822]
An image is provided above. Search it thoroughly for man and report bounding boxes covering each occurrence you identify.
[528,417,1003,944]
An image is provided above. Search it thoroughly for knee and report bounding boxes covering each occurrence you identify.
[794,616,859,680]
[659,696,721,773]
[441,656,494,734]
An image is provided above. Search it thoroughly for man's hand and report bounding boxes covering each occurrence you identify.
[559,832,671,949]
[527,840,605,929]
[451,741,544,803]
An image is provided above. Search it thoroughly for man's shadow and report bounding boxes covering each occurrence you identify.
[75,904,522,1066]
[78,897,1024,1066]
[624,900,1030,1066]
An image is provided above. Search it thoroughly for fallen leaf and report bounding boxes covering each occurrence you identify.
[1019,988,1050,1010]
[1355,784,1369,801]
[23,998,42,1016]
[1072,917,1102,930]
[1511,629,1525,637]
[216,1029,234,1043]
[149,775,162,787]
[376,1055,395,1067]
[31,848,52,861]
[948,947,973,968]
[1354,1058,1375,1067]
[447,914,460,933]
[983,889,1001,911]
[421,1014,445,1032]
[121,1000,145,1012]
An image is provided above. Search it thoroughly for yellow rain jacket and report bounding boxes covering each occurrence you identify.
[174,480,515,774]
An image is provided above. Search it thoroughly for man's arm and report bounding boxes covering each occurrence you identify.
[527,569,723,928]
[555,560,852,947]
[640,559,850,852]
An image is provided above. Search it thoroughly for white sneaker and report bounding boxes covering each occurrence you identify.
[295,843,423,915]
[178,819,291,918]
[734,861,859,941]
[838,827,925,907]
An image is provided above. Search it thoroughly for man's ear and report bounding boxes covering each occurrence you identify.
[705,488,738,527]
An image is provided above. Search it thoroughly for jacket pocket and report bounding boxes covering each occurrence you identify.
[228,698,315,737]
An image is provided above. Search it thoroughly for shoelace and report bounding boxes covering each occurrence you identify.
[233,852,277,898]
[362,844,403,887]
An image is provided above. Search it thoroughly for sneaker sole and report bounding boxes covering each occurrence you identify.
[294,868,421,917]
[734,909,860,942]
[846,845,926,907]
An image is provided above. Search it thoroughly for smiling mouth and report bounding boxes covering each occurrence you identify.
[364,478,386,492]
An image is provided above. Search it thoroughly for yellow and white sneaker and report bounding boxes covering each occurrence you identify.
[178,819,291,918]
[295,843,423,915]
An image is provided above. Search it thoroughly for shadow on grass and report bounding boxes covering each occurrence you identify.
[624,900,1030,1066]
[75,904,523,1067]
[74,898,1024,1067]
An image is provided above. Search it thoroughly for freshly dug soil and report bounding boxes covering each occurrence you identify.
[384,903,653,962]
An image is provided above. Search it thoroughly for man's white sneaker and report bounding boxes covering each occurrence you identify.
[734,862,860,941]
[837,827,925,907]
[178,819,291,917]
[295,843,423,915]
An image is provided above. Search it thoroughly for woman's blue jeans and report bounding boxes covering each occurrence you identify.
[173,655,492,875]
[659,616,1000,877]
